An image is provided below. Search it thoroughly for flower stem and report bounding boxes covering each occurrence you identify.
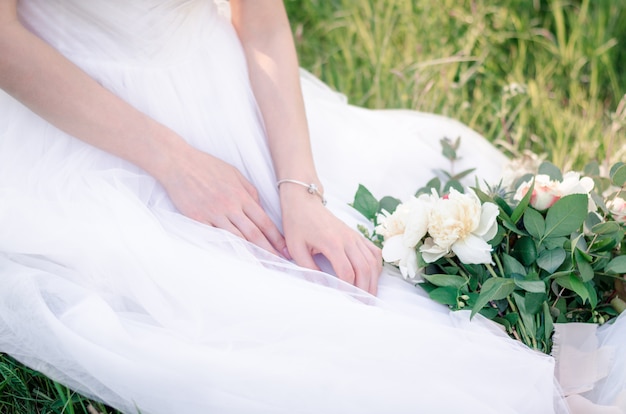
[446,257,470,281]
[485,261,537,347]
[485,263,500,279]
[493,254,505,277]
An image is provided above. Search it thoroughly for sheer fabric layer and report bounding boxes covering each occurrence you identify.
[0,0,570,413]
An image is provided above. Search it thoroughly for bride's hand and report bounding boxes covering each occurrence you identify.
[280,186,383,295]
[157,144,287,257]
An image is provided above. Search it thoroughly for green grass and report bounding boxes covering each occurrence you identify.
[0,354,115,414]
[287,0,626,169]
[2,0,626,412]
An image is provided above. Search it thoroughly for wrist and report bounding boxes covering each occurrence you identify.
[139,123,192,184]
[278,178,326,207]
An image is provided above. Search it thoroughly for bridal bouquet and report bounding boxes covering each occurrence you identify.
[352,139,626,353]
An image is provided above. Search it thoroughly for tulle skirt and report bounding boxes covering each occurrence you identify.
[0,1,576,413]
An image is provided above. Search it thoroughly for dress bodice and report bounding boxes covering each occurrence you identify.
[18,0,219,64]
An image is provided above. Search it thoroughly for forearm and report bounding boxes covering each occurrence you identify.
[230,0,320,186]
[0,7,186,181]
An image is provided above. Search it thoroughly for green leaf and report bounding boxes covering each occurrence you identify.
[610,162,626,187]
[422,274,467,289]
[416,177,441,196]
[512,237,537,266]
[590,236,618,253]
[352,184,379,220]
[471,278,516,317]
[479,307,499,319]
[606,256,626,274]
[543,302,554,343]
[428,287,459,306]
[552,297,567,323]
[574,249,594,282]
[577,260,594,282]
[610,161,625,176]
[537,247,566,273]
[555,274,590,304]
[511,178,533,223]
[525,292,547,314]
[501,219,527,236]
[584,161,600,177]
[502,253,527,277]
[593,221,623,235]
[504,312,520,327]
[450,168,476,181]
[440,137,457,160]
[542,237,567,250]
[494,196,514,217]
[493,316,512,330]
[513,292,536,342]
[514,280,546,293]
[379,196,401,216]
[443,179,464,194]
[544,194,588,238]
[538,161,563,181]
[524,208,545,239]
[585,212,603,232]
[586,281,598,309]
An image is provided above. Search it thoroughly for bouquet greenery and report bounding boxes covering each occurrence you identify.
[352,139,626,354]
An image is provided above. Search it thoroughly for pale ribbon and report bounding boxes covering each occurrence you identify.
[552,323,624,414]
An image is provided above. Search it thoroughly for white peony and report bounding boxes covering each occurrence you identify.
[420,189,498,264]
[607,196,626,223]
[375,203,410,240]
[559,172,596,211]
[514,172,595,212]
[379,195,433,279]
[514,174,561,211]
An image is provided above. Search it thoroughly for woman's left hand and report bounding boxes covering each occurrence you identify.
[280,187,382,295]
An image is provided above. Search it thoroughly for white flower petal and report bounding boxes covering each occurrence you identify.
[579,177,594,193]
[403,201,431,247]
[381,235,405,263]
[419,237,447,263]
[451,234,493,264]
[399,248,419,279]
[474,202,499,240]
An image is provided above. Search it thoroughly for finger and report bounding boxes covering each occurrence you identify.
[320,243,356,286]
[228,211,282,257]
[346,243,372,292]
[209,216,246,240]
[289,243,321,272]
[237,174,261,204]
[357,240,382,295]
[242,202,288,256]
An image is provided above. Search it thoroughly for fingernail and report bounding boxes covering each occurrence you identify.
[282,247,292,260]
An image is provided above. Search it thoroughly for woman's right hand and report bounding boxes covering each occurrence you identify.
[157,144,287,258]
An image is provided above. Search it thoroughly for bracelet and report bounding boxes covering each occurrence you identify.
[276,179,327,205]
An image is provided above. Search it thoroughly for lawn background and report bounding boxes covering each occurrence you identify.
[1,0,625,412]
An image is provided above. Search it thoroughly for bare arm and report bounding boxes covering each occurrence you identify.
[0,1,180,176]
[231,0,382,293]
[0,0,286,256]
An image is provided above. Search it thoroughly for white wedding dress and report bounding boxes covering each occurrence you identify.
[2,0,619,413]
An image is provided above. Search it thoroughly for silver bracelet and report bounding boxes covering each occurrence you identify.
[276,179,327,205]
